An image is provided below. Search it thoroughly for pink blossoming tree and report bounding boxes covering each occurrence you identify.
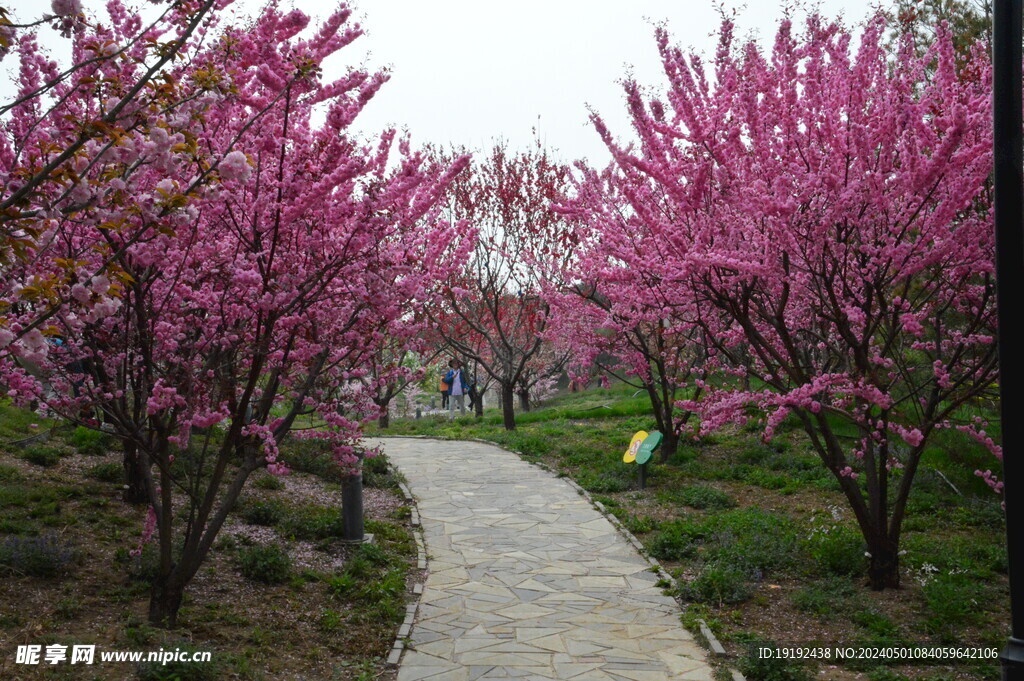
[6,3,468,626]
[584,15,997,588]
[438,142,575,430]
[550,165,709,462]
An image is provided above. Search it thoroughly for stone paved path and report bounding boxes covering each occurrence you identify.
[375,438,713,681]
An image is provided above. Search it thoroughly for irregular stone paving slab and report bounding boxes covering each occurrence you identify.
[372,438,713,681]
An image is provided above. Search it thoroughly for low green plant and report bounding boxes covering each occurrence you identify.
[70,427,111,456]
[88,462,124,483]
[805,525,866,577]
[682,562,753,605]
[624,515,657,535]
[237,544,292,584]
[922,572,981,641]
[0,465,23,482]
[279,504,344,540]
[791,577,860,616]
[55,594,83,620]
[22,445,62,467]
[866,669,911,681]
[677,485,737,511]
[320,608,344,632]
[237,498,286,527]
[0,533,74,577]
[648,521,700,561]
[118,544,162,584]
[851,608,900,638]
[252,475,285,491]
[703,508,800,574]
[578,471,631,493]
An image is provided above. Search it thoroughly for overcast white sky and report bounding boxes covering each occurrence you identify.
[3,0,871,165]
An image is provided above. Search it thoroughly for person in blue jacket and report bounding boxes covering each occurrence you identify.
[444,359,470,417]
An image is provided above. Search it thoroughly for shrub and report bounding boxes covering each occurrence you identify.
[791,577,859,616]
[237,499,286,527]
[22,445,62,467]
[678,485,736,511]
[70,427,112,456]
[279,505,344,540]
[682,562,753,605]
[253,475,284,491]
[0,533,74,577]
[923,573,981,641]
[88,462,125,484]
[648,521,700,561]
[579,472,630,494]
[624,515,657,535]
[237,544,292,584]
[704,509,799,574]
[0,465,23,482]
[805,525,867,577]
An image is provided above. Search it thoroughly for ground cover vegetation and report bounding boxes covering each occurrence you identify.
[0,405,418,681]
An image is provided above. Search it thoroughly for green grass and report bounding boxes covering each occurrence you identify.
[0,400,53,441]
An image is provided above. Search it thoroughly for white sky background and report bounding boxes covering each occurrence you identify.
[3,0,869,166]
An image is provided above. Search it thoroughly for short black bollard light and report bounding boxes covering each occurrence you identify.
[341,472,365,543]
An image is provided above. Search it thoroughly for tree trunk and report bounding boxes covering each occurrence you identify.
[658,430,679,464]
[149,574,185,628]
[501,382,516,431]
[518,390,530,412]
[474,389,484,418]
[866,534,901,590]
[378,406,390,429]
[122,440,148,504]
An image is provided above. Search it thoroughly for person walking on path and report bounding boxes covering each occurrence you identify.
[439,372,450,410]
[445,359,469,417]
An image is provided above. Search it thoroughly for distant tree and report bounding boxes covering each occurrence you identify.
[437,142,575,430]
[887,0,992,58]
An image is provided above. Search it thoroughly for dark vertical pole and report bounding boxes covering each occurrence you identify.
[341,473,364,542]
[994,1,1024,678]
